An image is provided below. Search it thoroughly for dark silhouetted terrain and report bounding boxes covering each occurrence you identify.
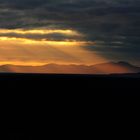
[4,128,32,140]
[3,73,140,140]
[0,73,140,96]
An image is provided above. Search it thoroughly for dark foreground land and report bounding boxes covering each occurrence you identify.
[2,73,140,139]
[4,128,32,140]
[0,73,140,95]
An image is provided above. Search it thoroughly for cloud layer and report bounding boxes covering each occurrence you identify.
[0,0,140,65]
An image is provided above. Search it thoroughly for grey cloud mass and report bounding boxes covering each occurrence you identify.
[0,0,140,65]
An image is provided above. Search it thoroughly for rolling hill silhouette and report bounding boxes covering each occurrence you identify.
[0,61,140,74]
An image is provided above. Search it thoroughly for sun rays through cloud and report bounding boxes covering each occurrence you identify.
[0,28,107,66]
[0,0,139,72]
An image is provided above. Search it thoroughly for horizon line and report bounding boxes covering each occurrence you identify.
[0,61,139,67]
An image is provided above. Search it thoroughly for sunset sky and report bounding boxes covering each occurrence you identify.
[0,0,140,66]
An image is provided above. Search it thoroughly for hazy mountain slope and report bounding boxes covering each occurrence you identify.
[92,61,140,74]
[0,61,140,74]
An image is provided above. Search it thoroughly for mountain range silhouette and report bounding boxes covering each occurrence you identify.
[0,61,140,74]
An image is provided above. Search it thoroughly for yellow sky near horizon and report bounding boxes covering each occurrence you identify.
[0,28,107,66]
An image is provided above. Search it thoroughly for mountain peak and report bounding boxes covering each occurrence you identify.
[117,61,131,65]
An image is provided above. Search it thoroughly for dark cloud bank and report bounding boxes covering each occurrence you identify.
[0,0,140,65]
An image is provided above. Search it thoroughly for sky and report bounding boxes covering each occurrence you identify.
[0,0,140,66]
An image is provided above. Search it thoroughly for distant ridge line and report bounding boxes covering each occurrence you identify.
[0,61,140,74]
